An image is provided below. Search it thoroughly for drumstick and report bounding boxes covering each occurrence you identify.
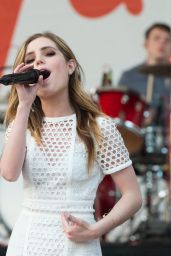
[146,74,154,103]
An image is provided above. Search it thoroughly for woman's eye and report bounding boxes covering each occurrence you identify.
[46,51,56,57]
[25,59,34,64]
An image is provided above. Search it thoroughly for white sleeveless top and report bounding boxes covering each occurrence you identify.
[6,114,131,256]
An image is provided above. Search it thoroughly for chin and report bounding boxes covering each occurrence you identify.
[155,57,166,63]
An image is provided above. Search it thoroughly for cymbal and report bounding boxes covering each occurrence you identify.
[139,63,171,77]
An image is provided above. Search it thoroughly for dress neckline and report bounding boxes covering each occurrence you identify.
[43,113,76,122]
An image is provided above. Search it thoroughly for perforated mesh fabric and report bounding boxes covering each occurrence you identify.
[5,114,131,256]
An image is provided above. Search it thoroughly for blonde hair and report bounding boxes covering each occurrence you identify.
[5,32,104,172]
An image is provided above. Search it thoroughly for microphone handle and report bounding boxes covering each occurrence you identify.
[0,69,40,86]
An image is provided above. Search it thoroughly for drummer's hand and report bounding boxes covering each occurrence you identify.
[61,213,97,242]
[14,63,43,108]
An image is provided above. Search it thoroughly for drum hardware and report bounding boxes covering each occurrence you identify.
[128,165,170,241]
[147,164,169,219]
[139,63,171,77]
[146,74,154,104]
[142,125,168,155]
[135,92,168,165]
[121,94,129,104]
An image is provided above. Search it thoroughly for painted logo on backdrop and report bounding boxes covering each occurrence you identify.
[69,0,143,18]
[0,0,22,75]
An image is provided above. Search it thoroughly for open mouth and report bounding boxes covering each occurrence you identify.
[40,69,51,80]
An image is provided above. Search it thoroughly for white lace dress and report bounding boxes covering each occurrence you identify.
[5,114,131,256]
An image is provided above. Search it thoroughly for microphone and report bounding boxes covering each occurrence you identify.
[0,69,50,86]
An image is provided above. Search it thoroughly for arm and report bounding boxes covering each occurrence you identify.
[61,165,142,242]
[0,63,42,181]
[91,165,142,235]
[1,105,30,181]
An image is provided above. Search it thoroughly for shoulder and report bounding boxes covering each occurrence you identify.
[121,63,144,76]
[96,116,118,133]
[118,63,146,86]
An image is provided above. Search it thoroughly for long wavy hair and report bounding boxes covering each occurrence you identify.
[5,32,104,172]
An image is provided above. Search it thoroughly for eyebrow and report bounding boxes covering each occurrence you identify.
[25,46,57,56]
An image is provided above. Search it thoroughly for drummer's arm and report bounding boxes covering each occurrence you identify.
[92,165,142,236]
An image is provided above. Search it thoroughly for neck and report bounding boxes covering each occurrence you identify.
[40,94,74,118]
[147,57,169,65]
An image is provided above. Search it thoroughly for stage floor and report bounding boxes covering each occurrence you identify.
[101,238,171,256]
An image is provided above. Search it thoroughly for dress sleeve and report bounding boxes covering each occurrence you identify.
[96,117,132,175]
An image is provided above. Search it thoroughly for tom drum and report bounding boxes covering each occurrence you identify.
[97,87,148,155]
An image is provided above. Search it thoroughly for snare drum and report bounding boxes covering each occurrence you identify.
[97,87,148,155]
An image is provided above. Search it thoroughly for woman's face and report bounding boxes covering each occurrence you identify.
[24,36,75,99]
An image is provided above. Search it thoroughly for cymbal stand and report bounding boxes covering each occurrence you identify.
[146,74,154,104]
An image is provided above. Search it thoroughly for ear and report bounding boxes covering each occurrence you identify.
[67,59,76,75]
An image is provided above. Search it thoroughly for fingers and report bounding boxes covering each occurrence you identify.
[61,212,88,227]
[61,213,71,230]
[68,214,88,228]
[13,63,42,107]
[14,63,34,74]
[61,213,92,242]
[14,63,43,89]
[29,75,43,88]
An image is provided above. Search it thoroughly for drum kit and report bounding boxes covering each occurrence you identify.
[94,64,171,242]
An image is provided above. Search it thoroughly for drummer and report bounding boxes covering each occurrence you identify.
[118,22,171,124]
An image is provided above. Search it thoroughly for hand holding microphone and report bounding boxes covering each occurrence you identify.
[0,68,50,85]
[7,63,50,108]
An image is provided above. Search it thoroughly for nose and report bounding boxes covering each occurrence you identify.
[34,55,45,67]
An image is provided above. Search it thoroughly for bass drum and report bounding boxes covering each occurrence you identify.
[0,125,24,234]
[94,175,116,221]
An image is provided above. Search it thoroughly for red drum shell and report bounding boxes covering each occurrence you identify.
[97,87,148,155]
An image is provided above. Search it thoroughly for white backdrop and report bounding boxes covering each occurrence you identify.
[5,0,171,92]
[1,0,171,230]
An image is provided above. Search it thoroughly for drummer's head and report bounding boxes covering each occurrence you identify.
[144,23,171,64]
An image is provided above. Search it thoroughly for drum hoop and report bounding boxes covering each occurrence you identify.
[96,87,148,105]
[123,121,144,136]
[96,86,128,93]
